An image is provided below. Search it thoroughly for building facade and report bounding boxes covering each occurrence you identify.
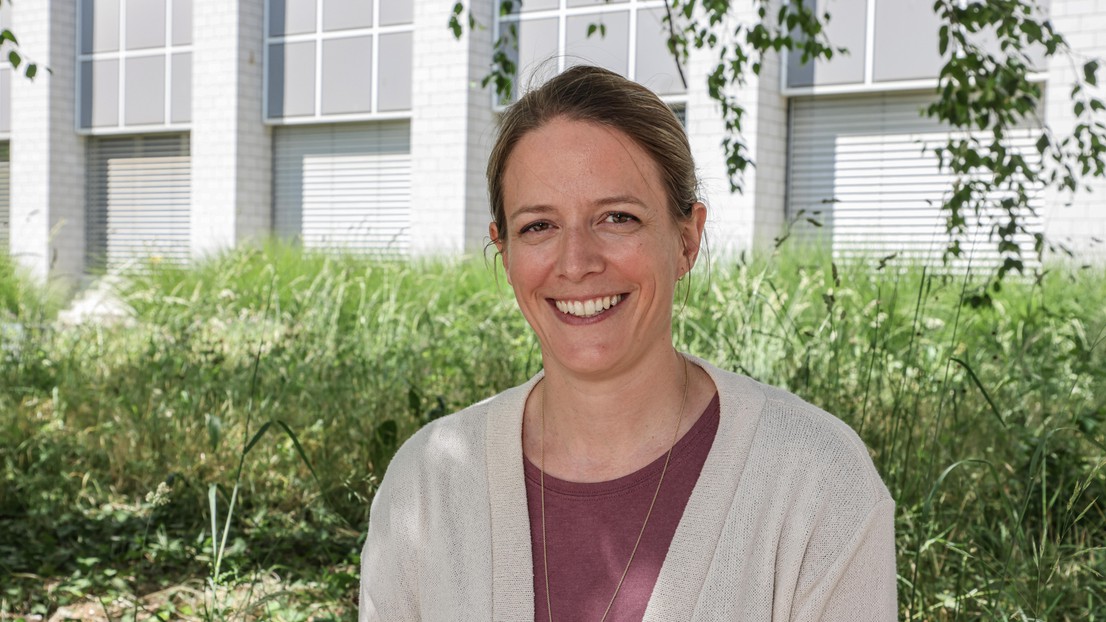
[1,0,1103,281]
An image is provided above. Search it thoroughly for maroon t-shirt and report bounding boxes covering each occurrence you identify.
[524,393,721,622]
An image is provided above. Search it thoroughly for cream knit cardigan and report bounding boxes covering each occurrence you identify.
[359,355,898,621]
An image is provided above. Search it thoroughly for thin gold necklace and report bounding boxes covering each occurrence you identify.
[539,355,690,622]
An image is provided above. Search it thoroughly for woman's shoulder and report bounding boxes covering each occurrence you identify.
[700,359,890,502]
[380,378,536,491]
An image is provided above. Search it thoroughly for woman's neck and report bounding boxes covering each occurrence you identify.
[524,350,714,483]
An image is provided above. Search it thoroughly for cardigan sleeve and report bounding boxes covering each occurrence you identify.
[358,461,421,622]
[790,496,898,622]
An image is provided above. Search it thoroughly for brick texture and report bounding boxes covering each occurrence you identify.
[410,0,496,256]
[10,0,85,282]
[191,0,271,258]
[686,5,788,258]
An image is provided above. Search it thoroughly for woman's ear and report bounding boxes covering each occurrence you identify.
[489,222,511,285]
[680,202,708,275]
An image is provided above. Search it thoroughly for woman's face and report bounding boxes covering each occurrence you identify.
[491,117,705,379]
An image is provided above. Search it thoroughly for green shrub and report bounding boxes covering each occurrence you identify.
[1,241,1103,620]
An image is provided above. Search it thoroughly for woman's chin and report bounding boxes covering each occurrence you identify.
[540,344,639,379]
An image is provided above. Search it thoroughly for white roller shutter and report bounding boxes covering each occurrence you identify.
[86,134,191,269]
[0,142,8,251]
[788,92,1044,269]
[273,121,411,255]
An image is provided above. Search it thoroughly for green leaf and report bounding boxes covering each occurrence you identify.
[25,63,36,80]
[1084,60,1099,86]
[1035,134,1049,154]
[7,49,19,68]
[208,484,219,562]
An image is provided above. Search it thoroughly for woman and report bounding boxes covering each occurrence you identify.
[359,65,897,621]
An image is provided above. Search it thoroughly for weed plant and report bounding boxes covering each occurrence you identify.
[1,241,1103,620]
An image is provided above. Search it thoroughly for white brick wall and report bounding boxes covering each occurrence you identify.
[9,0,85,282]
[191,0,271,258]
[685,6,789,258]
[751,50,788,250]
[409,0,463,255]
[1042,0,1106,262]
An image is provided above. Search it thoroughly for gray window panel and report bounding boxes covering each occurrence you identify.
[127,0,167,50]
[269,0,317,36]
[378,32,412,111]
[379,0,413,26]
[565,11,630,77]
[636,7,685,95]
[172,0,192,45]
[0,1,11,32]
[567,0,628,7]
[323,0,372,31]
[501,18,559,102]
[786,0,867,88]
[873,0,941,82]
[268,41,317,117]
[0,68,9,134]
[125,56,166,125]
[81,59,120,127]
[81,0,121,54]
[321,36,373,115]
[512,0,558,11]
[171,52,191,123]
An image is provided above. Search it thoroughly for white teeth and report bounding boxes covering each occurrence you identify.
[555,294,623,318]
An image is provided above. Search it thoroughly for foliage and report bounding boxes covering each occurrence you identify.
[0,0,40,79]
[2,243,1105,619]
[451,0,1106,281]
[929,0,1106,282]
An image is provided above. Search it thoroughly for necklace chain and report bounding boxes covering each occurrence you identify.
[539,354,690,622]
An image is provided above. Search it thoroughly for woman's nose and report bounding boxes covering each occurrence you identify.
[556,227,604,281]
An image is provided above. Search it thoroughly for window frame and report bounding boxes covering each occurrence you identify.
[262,0,415,125]
[780,0,1048,96]
[492,0,689,111]
[75,0,194,136]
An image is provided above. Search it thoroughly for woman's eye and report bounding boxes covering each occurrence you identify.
[605,212,639,225]
[520,221,551,235]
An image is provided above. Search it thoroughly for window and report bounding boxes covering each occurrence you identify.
[783,0,1049,94]
[495,0,686,104]
[77,0,193,131]
[265,0,414,122]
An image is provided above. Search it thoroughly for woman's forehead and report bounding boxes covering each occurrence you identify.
[502,118,666,211]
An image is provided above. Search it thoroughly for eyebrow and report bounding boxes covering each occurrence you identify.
[509,195,648,221]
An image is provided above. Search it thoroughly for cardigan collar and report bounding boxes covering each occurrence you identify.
[484,355,766,621]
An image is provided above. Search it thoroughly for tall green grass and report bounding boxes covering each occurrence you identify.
[1,241,1103,620]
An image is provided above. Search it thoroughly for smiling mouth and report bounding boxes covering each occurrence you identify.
[553,294,625,318]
